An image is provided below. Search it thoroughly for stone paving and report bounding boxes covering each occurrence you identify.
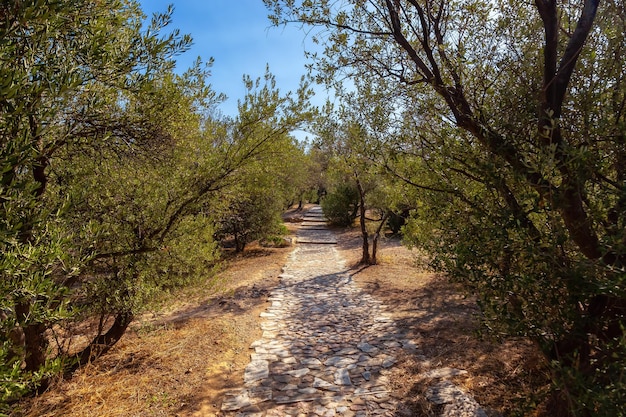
[220,206,486,417]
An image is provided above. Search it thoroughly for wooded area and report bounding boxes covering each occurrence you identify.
[0,1,315,411]
[2,1,625,416]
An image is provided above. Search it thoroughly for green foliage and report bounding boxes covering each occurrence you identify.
[267,0,626,414]
[210,69,313,251]
[0,0,313,407]
[216,187,285,252]
[321,183,358,226]
[398,123,626,415]
[0,0,190,398]
[547,334,626,417]
[260,227,291,248]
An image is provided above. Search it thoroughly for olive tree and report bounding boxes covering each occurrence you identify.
[316,92,401,265]
[0,1,313,407]
[265,0,626,414]
[0,0,192,400]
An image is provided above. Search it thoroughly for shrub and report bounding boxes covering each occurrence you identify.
[321,184,359,226]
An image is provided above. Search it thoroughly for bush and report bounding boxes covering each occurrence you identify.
[321,184,359,226]
[215,190,285,252]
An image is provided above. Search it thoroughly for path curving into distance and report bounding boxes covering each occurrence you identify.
[220,206,413,416]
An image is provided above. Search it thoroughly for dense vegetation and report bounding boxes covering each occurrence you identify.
[0,1,313,411]
[3,0,625,416]
[267,0,626,416]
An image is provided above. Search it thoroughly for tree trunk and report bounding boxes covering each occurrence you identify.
[15,301,48,373]
[233,227,245,253]
[355,177,370,265]
[72,311,133,370]
[371,211,390,265]
[541,293,626,417]
[8,114,52,379]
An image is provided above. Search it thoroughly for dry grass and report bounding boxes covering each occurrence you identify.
[11,239,290,417]
[11,208,548,416]
[334,227,550,416]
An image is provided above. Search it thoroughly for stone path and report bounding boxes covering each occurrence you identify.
[220,206,413,416]
[220,206,487,417]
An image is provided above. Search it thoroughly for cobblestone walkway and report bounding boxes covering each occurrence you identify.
[220,206,413,416]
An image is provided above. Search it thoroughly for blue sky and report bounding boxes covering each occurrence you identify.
[138,1,323,119]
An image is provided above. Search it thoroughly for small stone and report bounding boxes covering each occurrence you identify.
[313,377,340,392]
[379,401,396,410]
[324,356,357,367]
[254,346,269,354]
[401,340,418,351]
[221,391,251,411]
[351,397,366,405]
[357,342,378,354]
[298,387,320,395]
[334,368,352,386]
[244,360,268,383]
[335,347,359,355]
[353,387,371,395]
[286,368,310,377]
[250,340,264,348]
[301,358,323,368]
[274,349,292,358]
[312,404,327,415]
[374,392,390,400]
[382,356,397,368]
[250,353,277,361]
[274,374,294,383]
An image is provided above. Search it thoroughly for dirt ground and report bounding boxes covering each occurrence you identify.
[332,228,549,417]
[11,207,548,417]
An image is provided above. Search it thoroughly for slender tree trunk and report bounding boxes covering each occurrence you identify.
[355,177,370,265]
[235,235,246,252]
[371,211,390,265]
[233,226,244,253]
[72,311,134,369]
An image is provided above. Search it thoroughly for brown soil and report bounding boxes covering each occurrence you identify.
[11,207,548,417]
[333,228,549,416]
